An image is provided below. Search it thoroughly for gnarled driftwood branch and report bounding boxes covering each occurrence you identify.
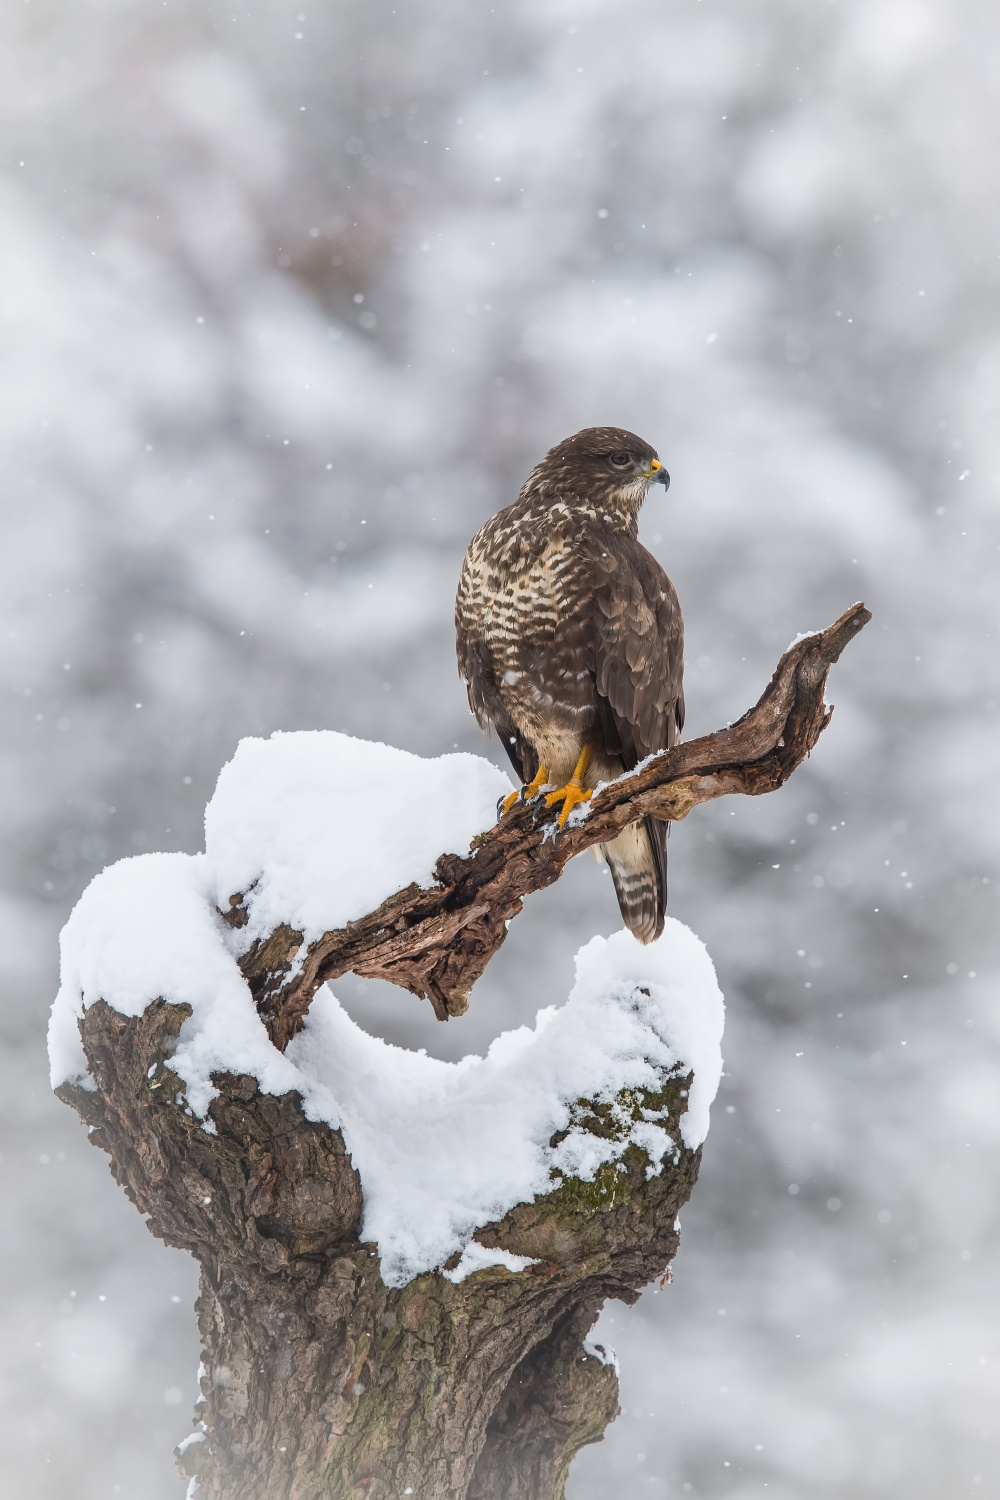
[230,603,870,1044]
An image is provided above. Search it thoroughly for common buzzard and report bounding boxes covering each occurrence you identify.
[455,426,683,943]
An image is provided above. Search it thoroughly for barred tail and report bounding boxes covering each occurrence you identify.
[601,816,667,944]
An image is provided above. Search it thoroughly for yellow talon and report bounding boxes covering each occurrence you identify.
[551,782,592,828]
[544,747,594,828]
[524,761,549,799]
[500,761,550,817]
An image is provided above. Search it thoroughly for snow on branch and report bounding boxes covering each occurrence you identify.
[44,605,865,1494]
[231,601,870,1038]
[49,727,728,1288]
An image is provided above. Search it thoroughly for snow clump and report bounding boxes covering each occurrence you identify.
[48,730,724,1287]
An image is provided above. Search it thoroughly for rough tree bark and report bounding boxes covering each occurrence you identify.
[54,604,869,1500]
[233,603,871,1040]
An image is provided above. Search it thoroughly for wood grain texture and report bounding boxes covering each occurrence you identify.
[233,603,870,1046]
[58,1000,699,1500]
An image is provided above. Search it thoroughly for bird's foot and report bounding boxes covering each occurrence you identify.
[524,762,550,800]
[499,762,549,818]
[545,781,592,828]
[544,748,593,829]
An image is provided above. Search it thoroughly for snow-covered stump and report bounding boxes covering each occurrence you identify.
[57,987,702,1500]
[48,607,867,1500]
[54,908,721,1500]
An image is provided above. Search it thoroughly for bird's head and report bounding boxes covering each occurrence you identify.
[523,426,669,523]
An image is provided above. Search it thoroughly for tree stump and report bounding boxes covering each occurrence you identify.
[59,998,699,1500]
[52,604,869,1500]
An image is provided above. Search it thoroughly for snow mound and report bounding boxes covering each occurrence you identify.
[289,923,724,1285]
[48,731,725,1288]
[204,729,513,950]
[47,850,300,1108]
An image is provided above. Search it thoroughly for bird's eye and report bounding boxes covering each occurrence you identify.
[609,452,631,468]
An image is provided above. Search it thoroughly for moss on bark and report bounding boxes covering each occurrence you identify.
[57,999,701,1500]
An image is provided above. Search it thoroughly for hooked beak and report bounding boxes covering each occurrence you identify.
[646,458,670,491]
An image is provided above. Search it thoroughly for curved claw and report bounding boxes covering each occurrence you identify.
[498,762,550,820]
[499,788,522,818]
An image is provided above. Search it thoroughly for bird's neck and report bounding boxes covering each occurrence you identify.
[518,479,641,535]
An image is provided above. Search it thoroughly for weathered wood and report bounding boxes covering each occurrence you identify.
[58,999,700,1500]
[53,601,868,1499]
[232,603,870,1045]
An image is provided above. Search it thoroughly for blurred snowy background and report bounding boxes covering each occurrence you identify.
[2,0,998,1494]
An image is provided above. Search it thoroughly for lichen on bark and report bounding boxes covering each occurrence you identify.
[58,998,701,1500]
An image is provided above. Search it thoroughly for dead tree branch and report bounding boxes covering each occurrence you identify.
[231,603,870,1044]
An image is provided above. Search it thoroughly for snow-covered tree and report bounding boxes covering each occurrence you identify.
[50,615,860,1498]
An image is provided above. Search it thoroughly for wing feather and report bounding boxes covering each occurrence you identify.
[593,534,684,764]
[590,532,684,928]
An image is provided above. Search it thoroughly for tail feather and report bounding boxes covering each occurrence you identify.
[602,816,667,944]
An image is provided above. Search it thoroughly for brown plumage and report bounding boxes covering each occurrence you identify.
[455,425,684,943]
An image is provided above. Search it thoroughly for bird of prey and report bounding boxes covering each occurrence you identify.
[455,426,684,943]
